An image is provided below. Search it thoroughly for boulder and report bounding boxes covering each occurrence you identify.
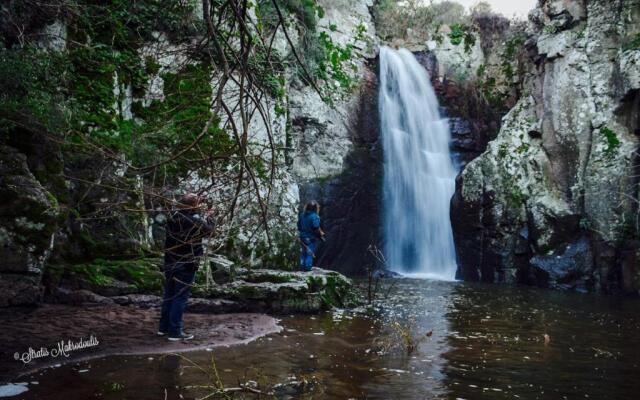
[47,287,114,306]
[0,145,58,307]
[541,0,587,30]
[201,268,356,313]
[530,237,594,292]
[0,274,43,307]
[0,146,58,275]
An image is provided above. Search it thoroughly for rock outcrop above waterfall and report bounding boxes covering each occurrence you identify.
[451,0,640,294]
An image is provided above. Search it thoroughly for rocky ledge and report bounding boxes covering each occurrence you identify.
[196,266,357,313]
[43,257,357,314]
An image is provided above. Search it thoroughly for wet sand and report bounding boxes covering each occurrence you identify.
[0,304,281,382]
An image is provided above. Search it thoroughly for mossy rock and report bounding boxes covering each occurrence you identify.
[46,258,164,296]
[198,267,358,313]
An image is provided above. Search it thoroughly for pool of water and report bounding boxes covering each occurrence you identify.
[16,279,640,399]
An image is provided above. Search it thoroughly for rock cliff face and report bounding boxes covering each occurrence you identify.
[0,0,380,306]
[298,66,381,274]
[451,0,640,294]
[289,0,381,274]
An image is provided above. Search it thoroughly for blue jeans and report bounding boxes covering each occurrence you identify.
[159,265,196,336]
[299,238,316,270]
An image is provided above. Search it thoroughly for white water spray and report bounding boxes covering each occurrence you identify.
[379,46,457,281]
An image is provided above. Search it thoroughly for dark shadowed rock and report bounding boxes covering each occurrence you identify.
[0,145,59,307]
[620,241,640,295]
[0,274,43,307]
[110,294,162,308]
[48,287,114,305]
[530,237,594,292]
[301,64,382,276]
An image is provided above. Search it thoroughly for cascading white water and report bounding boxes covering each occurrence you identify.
[379,46,457,281]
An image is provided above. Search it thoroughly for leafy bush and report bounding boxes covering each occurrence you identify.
[601,126,621,156]
[448,23,476,53]
[0,46,68,135]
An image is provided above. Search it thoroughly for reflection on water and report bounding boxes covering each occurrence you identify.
[20,280,640,399]
[443,284,640,399]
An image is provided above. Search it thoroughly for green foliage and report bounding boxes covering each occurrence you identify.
[501,34,525,81]
[306,275,323,292]
[314,30,358,91]
[0,46,69,134]
[257,0,359,97]
[67,44,145,135]
[254,230,299,270]
[130,63,235,176]
[70,0,199,46]
[105,382,125,393]
[0,0,208,176]
[1,0,355,168]
[601,126,621,156]
[248,47,288,116]
[0,0,364,267]
[497,143,509,159]
[45,191,60,210]
[319,275,341,307]
[257,0,321,32]
[448,24,476,53]
[469,29,526,111]
[483,80,506,110]
[59,0,200,149]
[508,185,526,207]
[476,64,486,78]
[320,274,357,309]
[623,33,640,52]
[307,274,356,308]
[576,26,587,40]
[516,142,530,154]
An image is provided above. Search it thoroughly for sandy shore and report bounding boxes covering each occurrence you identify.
[0,304,281,382]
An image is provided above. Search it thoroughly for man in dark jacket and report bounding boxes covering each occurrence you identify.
[297,200,325,271]
[158,193,214,341]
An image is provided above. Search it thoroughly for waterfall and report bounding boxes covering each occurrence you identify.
[379,46,457,281]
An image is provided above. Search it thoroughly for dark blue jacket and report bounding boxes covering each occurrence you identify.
[298,211,321,241]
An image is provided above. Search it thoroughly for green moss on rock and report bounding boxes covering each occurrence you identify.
[48,258,163,294]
